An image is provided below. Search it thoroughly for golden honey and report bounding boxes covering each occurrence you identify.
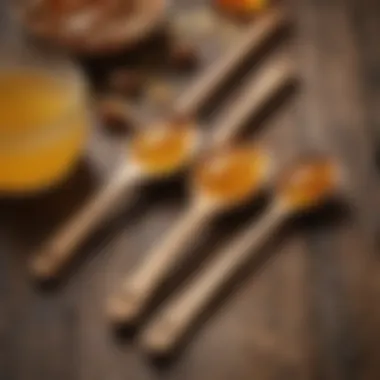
[280,160,336,210]
[130,121,195,175]
[194,146,266,203]
[0,69,88,193]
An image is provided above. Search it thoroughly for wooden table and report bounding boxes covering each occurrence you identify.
[1,0,380,379]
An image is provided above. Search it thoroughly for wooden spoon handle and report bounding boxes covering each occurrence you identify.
[30,166,141,280]
[173,9,287,117]
[108,200,216,325]
[211,56,294,146]
[139,202,289,354]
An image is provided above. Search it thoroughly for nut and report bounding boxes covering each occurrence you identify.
[108,69,145,98]
[169,42,199,72]
[97,96,134,132]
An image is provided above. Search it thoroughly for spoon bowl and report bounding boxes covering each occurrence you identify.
[277,158,341,212]
[129,120,200,179]
[192,145,272,209]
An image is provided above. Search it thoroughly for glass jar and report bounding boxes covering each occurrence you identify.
[0,46,90,195]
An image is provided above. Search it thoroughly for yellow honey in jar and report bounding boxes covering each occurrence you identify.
[0,68,89,194]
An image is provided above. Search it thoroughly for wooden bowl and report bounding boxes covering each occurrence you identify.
[17,0,168,56]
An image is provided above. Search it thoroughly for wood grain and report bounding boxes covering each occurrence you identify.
[294,0,380,379]
[0,0,379,379]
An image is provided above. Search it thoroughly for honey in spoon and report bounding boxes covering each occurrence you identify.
[193,145,269,205]
[130,120,198,177]
[278,159,339,211]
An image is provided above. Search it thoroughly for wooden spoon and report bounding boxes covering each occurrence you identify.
[29,13,289,280]
[139,158,342,354]
[108,144,273,325]
[173,9,286,118]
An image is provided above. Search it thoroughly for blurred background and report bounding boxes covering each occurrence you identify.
[0,0,380,380]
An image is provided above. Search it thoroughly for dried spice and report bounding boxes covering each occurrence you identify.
[108,69,145,98]
[97,96,136,132]
[169,42,199,72]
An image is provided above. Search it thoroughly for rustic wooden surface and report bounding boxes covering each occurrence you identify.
[1,0,380,380]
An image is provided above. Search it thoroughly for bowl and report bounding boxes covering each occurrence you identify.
[16,0,168,56]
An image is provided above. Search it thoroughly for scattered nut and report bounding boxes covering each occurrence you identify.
[97,96,139,133]
[169,42,199,72]
[108,69,145,98]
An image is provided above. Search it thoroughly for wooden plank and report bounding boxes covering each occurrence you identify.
[294,0,380,379]
[346,0,380,153]
[0,1,379,379]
